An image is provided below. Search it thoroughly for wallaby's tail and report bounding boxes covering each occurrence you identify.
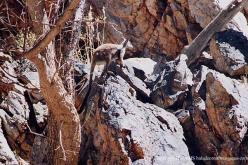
[78,79,92,114]
[78,63,94,114]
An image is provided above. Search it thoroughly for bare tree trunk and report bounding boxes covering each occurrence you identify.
[182,0,248,66]
[25,0,82,164]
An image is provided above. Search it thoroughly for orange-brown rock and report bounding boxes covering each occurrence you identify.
[187,66,248,165]
[90,0,198,59]
[206,73,239,142]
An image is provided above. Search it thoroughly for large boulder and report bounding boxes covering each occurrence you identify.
[190,66,248,165]
[79,76,194,165]
[109,59,152,99]
[124,58,157,83]
[150,55,193,110]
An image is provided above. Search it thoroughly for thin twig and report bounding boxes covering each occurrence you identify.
[26,124,46,138]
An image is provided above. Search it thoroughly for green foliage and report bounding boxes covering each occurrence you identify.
[16,32,36,50]
[15,32,37,72]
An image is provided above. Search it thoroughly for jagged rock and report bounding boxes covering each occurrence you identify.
[4,90,30,117]
[1,61,46,129]
[75,58,156,112]
[190,107,220,165]
[79,76,194,165]
[190,66,248,165]
[174,109,190,124]
[21,71,40,89]
[150,55,193,110]
[210,29,248,76]
[109,64,151,100]
[185,23,202,43]
[124,58,157,82]
[0,55,46,163]
[32,102,48,128]
[111,58,159,101]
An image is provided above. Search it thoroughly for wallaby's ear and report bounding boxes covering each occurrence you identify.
[127,40,133,49]
[122,39,134,49]
[120,36,133,49]
[121,38,128,47]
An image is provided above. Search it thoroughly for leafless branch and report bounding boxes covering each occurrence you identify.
[15,0,81,61]
[26,124,46,138]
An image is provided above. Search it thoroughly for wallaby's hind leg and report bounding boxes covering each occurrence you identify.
[100,56,111,78]
[119,57,124,68]
[106,61,116,77]
[116,57,125,70]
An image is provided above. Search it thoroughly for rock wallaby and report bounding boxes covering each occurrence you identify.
[78,39,133,113]
[89,39,133,83]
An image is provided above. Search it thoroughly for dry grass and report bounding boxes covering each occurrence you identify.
[76,6,106,64]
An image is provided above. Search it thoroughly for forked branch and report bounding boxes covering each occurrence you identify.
[16,0,81,61]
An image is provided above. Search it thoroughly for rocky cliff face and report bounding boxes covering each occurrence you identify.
[79,0,248,164]
[0,53,47,164]
[90,0,248,58]
[1,0,248,165]
[90,0,197,59]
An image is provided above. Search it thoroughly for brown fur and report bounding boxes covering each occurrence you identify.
[78,40,131,113]
[89,40,130,83]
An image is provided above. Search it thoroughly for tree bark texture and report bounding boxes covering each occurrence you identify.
[25,0,82,164]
